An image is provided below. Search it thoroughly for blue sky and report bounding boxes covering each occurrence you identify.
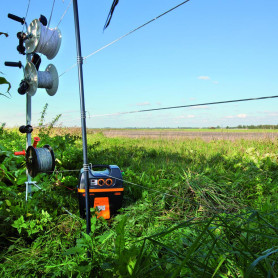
[1,0,278,128]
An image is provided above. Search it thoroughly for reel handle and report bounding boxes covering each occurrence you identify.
[8,13,25,24]
[33,137,40,148]
[5,61,22,68]
[14,150,26,156]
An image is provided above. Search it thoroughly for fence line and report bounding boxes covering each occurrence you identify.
[59,0,192,77]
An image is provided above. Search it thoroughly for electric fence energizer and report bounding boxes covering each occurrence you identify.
[78,165,124,219]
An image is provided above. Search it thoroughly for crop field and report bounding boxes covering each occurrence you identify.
[0,125,278,277]
[96,128,278,141]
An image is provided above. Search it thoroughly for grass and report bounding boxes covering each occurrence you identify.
[0,127,277,277]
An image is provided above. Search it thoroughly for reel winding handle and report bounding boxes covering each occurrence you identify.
[5,61,22,68]
[14,137,40,156]
[8,13,25,25]
[14,150,26,156]
[33,137,40,148]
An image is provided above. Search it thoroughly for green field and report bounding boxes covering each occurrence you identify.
[0,126,277,277]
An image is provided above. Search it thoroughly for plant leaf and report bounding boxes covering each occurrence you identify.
[245,248,278,278]
[0,77,11,97]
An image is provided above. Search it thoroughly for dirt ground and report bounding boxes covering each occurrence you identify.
[101,129,278,141]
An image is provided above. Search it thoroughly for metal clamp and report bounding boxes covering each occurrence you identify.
[83,164,90,171]
[80,111,86,119]
[77,56,83,64]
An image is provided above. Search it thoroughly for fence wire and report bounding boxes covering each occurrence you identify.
[59,0,191,77]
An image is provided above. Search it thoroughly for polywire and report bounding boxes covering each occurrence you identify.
[55,0,73,29]
[35,0,72,59]
[25,0,57,78]
[26,0,72,81]
[32,181,81,219]
[87,95,278,118]
[94,171,239,214]
[58,0,191,78]
[37,0,56,56]
[30,0,72,70]
[6,166,249,218]
[22,0,31,33]
[45,168,232,213]
[83,0,191,61]
[58,95,278,123]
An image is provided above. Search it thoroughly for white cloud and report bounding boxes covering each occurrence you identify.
[176,115,196,119]
[225,114,247,119]
[237,114,247,118]
[198,76,210,80]
[262,111,278,117]
[136,102,151,106]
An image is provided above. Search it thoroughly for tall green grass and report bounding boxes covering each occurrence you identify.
[0,127,277,277]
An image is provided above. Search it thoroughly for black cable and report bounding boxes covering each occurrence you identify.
[89,95,278,118]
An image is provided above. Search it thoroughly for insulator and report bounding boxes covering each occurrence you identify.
[18,80,29,95]
[25,19,62,60]
[24,62,59,96]
[39,15,47,26]
[19,125,33,134]
[26,145,55,178]
[17,32,26,55]
[31,53,41,71]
